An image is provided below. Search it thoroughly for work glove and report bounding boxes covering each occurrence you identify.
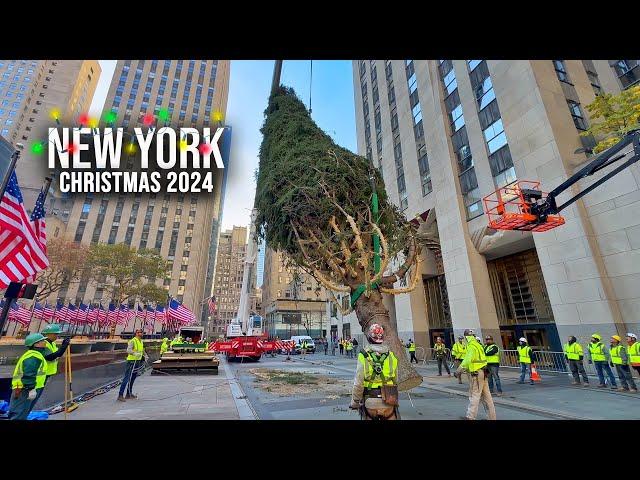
[27,389,37,400]
[13,388,22,399]
[62,337,71,346]
[588,359,592,364]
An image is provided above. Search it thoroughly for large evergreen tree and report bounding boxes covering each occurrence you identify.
[255,87,423,390]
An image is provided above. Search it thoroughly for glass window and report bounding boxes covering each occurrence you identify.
[567,100,588,131]
[553,60,570,83]
[484,119,508,154]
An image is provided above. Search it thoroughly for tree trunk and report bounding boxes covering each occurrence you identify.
[353,289,422,391]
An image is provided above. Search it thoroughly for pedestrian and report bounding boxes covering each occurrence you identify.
[324,337,328,355]
[484,335,502,396]
[434,337,451,377]
[627,333,640,378]
[346,339,353,358]
[33,323,71,408]
[564,335,589,386]
[300,339,308,359]
[452,336,467,384]
[588,333,617,389]
[406,339,418,364]
[456,329,496,421]
[352,337,358,357]
[349,323,399,420]
[517,337,535,385]
[610,335,637,392]
[339,338,344,356]
[8,333,49,420]
[331,338,337,356]
[118,328,145,401]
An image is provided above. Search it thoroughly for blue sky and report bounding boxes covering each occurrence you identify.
[91,60,357,231]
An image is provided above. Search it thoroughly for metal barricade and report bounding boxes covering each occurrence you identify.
[501,349,601,378]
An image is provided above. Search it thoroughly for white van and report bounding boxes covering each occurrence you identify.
[291,335,315,353]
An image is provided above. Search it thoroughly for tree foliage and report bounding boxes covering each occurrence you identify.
[36,238,89,300]
[581,85,640,153]
[87,243,168,304]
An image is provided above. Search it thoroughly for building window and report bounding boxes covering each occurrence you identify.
[553,60,570,83]
[567,100,588,131]
[418,152,432,196]
[612,59,639,89]
[483,119,508,154]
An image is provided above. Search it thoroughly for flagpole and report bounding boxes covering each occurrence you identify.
[28,299,37,334]
[132,299,138,333]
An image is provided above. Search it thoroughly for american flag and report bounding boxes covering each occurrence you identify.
[107,303,117,326]
[54,301,68,323]
[207,295,217,315]
[168,298,196,325]
[96,303,108,327]
[13,302,32,325]
[78,303,90,324]
[86,304,98,324]
[0,172,49,288]
[67,303,78,324]
[155,305,166,324]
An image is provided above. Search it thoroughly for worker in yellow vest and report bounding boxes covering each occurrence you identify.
[610,335,637,392]
[517,337,535,385]
[452,336,467,384]
[350,323,399,420]
[8,333,49,420]
[588,333,617,389]
[627,333,640,378]
[434,337,451,377]
[31,323,71,408]
[160,337,169,355]
[484,335,502,396]
[345,339,353,358]
[118,328,145,401]
[564,336,589,386]
[456,329,496,420]
[406,339,418,364]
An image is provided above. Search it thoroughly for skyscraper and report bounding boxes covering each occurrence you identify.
[348,59,639,351]
[0,59,101,210]
[62,60,230,324]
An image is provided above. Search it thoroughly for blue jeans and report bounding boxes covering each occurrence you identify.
[614,364,637,390]
[8,389,40,420]
[594,361,617,387]
[519,363,532,382]
[119,360,141,397]
[487,364,502,393]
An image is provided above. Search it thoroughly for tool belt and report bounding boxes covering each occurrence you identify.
[364,385,399,406]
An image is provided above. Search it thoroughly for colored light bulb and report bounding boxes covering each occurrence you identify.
[31,141,45,154]
[104,111,117,124]
[126,142,137,154]
[212,110,223,122]
[198,143,212,155]
[143,113,155,126]
[179,139,188,151]
[67,143,78,154]
[157,108,170,122]
[78,113,90,126]
[50,108,61,125]
[88,117,98,129]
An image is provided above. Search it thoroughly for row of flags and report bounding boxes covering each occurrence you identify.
[1,298,198,329]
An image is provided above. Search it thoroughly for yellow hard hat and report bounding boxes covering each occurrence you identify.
[591,333,602,341]
[611,335,621,342]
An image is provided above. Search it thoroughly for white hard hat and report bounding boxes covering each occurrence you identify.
[627,333,638,340]
[475,336,482,342]
[519,337,527,342]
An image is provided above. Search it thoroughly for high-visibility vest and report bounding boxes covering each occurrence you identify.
[588,341,606,362]
[610,345,625,365]
[12,350,47,389]
[484,344,500,365]
[629,342,640,365]
[434,343,446,356]
[160,340,169,354]
[127,337,144,361]
[359,350,398,388]
[43,338,59,376]
[452,342,466,359]
[564,342,582,361]
[466,341,487,372]
[346,342,353,351]
[517,345,532,364]
[408,343,416,352]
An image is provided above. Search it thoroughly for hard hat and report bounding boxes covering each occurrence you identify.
[463,329,475,336]
[611,335,621,342]
[41,323,62,335]
[519,337,527,342]
[627,333,638,340]
[367,323,384,344]
[25,333,46,347]
[591,333,601,341]
[475,336,482,342]
[163,337,168,341]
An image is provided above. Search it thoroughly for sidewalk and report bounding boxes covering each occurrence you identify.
[302,352,640,420]
[51,360,243,420]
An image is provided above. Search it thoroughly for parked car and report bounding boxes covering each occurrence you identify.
[291,335,315,353]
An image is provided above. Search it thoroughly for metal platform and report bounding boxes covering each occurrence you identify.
[151,351,219,375]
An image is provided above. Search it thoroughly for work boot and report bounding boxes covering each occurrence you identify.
[496,392,503,397]
[571,381,580,385]
[618,387,628,391]
[125,393,138,399]
[117,395,126,402]
[582,383,590,387]
[631,388,638,393]
[598,384,607,388]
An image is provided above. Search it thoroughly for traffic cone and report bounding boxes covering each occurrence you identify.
[531,363,542,382]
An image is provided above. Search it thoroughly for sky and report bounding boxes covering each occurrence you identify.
[89,60,357,232]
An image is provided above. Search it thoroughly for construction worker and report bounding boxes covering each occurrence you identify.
[452,336,466,384]
[627,333,640,377]
[564,336,589,386]
[8,333,48,420]
[160,337,169,355]
[517,337,535,385]
[351,337,358,357]
[345,339,353,358]
[484,335,502,396]
[434,337,450,376]
[588,333,617,389]
[456,329,496,420]
[349,323,399,420]
[300,339,308,358]
[339,338,344,355]
[610,335,637,392]
[32,323,71,408]
[118,328,145,402]
[405,339,417,364]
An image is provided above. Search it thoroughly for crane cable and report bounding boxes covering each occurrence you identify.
[309,60,313,114]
